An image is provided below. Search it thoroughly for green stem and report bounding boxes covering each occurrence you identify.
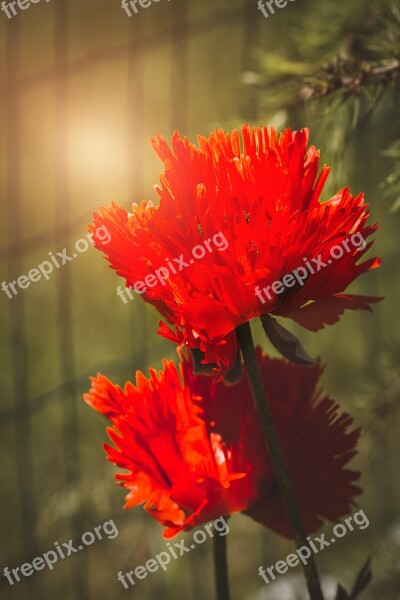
[213,522,230,600]
[236,321,324,600]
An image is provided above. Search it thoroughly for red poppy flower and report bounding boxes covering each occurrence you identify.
[84,349,361,539]
[89,126,381,379]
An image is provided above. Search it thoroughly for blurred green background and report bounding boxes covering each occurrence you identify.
[0,0,399,599]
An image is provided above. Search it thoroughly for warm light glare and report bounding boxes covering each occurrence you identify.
[69,121,128,184]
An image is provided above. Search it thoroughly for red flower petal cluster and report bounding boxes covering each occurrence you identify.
[84,350,361,539]
[89,126,381,379]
